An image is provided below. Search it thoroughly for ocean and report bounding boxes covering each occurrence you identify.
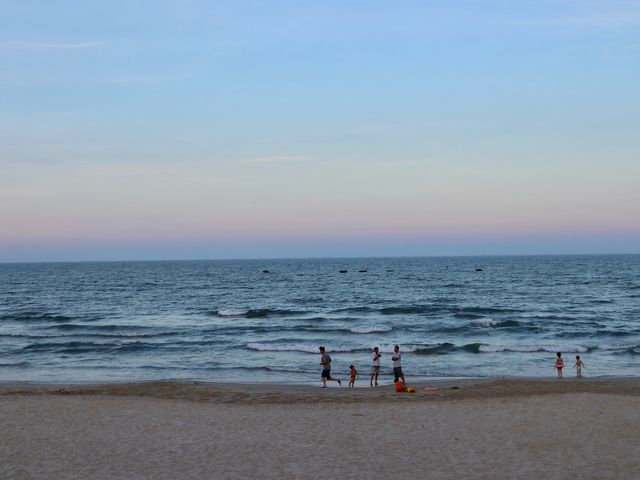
[0,255,638,384]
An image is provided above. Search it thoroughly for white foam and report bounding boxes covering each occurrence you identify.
[245,341,419,353]
[217,309,248,317]
[478,344,588,353]
[350,326,392,334]
[246,343,355,353]
[597,344,634,351]
[471,318,501,327]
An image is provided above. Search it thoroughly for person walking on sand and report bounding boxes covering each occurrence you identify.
[370,346,382,387]
[392,345,405,384]
[319,346,341,388]
[555,352,564,378]
[574,355,585,378]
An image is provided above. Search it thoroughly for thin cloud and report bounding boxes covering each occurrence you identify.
[505,12,640,28]
[546,13,640,27]
[106,72,193,85]
[242,155,314,165]
[0,41,103,50]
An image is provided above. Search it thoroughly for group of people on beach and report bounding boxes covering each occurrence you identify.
[318,345,405,388]
[555,352,586,378]
[319,347,587,388]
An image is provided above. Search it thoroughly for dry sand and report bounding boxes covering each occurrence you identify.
[2,378,639,479]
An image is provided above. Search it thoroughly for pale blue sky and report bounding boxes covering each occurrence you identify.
[1,1,639,261]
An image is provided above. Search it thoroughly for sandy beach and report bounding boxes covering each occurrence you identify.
[1,378,639,479]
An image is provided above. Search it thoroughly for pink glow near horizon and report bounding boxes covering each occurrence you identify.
[1,1,639,260]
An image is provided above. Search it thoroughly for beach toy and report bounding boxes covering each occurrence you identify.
[395,380,405,392]
[404,386,416,393]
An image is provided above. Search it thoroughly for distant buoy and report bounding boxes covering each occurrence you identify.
[262,270,270,273]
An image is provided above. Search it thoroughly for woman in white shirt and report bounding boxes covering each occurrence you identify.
[370,346,382,387]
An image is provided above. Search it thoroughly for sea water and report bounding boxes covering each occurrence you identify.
[0,255,638,383]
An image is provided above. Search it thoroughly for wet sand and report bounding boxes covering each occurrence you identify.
[2,378,639,479]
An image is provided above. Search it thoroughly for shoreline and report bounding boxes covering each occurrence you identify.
[2,377,639,404]
[2,373,637,385]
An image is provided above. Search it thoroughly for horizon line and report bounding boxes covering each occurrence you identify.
[1,251,638,265]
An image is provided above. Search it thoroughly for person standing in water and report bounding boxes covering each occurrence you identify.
[555,352,564,378]
[319,346,341,388]
[574,355,585,378]
[392,345,405,384]
[370,346,382,387]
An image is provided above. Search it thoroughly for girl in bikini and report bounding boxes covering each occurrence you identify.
[555,352,564,378]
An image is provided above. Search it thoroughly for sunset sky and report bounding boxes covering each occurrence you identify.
[1,1,639,261]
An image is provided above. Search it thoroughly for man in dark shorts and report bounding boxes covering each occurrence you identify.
[319,346,342,388]
[391,345,405,383]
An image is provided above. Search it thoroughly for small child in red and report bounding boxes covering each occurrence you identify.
[348,365,357,388]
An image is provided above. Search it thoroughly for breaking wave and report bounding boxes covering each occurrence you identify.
[477,344,589,353]
[216,308,305,318]
[471,319,521,328]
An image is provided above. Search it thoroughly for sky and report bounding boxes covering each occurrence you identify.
[1,0,639,261]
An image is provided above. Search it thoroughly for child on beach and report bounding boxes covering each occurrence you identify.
[349,365,357,388]
[574,356,585,378]
[555,352,564,378]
